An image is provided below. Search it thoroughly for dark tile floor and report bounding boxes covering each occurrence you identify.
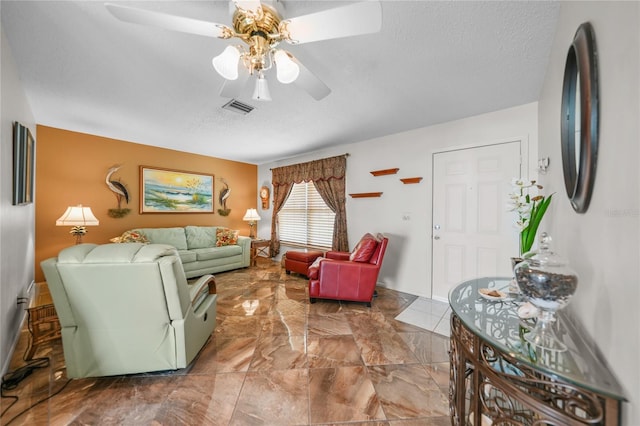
[1,259,451,425]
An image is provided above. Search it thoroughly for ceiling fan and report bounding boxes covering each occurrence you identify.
[105,1,382,101]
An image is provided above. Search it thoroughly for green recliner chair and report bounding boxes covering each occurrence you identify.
[41,243,217,378]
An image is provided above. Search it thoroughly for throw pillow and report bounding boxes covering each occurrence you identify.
[307,257,325,280]
[215,228,239,247]
[110,230,149,244]
[349,233,378,262]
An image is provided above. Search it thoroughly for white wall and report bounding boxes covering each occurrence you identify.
[1,25,36,372]
[538,2,639,423]
[257,102,538,297]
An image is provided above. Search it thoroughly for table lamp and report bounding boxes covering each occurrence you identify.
[56,205,99,244]
[243,208,261,239]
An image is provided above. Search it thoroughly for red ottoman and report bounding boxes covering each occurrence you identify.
[284,250,324,277]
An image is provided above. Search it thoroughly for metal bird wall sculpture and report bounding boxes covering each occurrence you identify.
[218,178,231,216]
[106,165,131,218]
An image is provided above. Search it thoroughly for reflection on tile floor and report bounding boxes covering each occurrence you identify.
[394,297,452,337]
[1,259,451,425]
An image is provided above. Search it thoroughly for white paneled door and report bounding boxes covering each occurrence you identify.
[431,142,522,301]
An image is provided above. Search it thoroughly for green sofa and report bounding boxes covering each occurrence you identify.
[132,226,251,278]
[41,243,217,378]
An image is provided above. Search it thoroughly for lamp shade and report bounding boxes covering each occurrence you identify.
[243,208,261,222]
[274,50,300,84]
[252,74,271,101]
[212,46,241,80]
[56,205,99,226]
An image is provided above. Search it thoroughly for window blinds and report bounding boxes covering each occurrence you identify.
[278,182,335,249]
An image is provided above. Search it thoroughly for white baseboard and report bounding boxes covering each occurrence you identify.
[2,281,36,375]
[1,309,27,376]
[21,280,35,300]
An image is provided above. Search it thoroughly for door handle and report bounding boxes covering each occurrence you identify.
[434,235,440,240]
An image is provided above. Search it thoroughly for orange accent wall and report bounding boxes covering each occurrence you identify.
[35,126,257,282]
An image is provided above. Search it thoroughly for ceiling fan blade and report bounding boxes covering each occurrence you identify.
[283,1,382,45]
[219,66,251,98]
[105,3,229,38]
[289,56,331,101]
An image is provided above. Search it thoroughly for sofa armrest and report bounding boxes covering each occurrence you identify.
[318,260,378,282]
[325,251,350,261]
[40,258,77,328]
[237,236,252,267]
[309,259,379,301]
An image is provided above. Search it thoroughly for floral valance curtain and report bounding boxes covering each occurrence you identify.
[271,155,349,254]
[272,155,346,186]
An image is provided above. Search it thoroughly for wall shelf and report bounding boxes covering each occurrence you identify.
[349,192,383,198]
[400,177,423,184]
[370,168,399,176]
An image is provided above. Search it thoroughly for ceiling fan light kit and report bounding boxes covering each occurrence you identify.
[273,50,299,84]
[212,45,241,80]
[212,3,307,99]
[252,73,272,101]
[105,1,382,101]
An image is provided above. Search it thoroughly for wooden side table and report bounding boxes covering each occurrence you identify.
[26,282,61,360]
[250,239,271,266]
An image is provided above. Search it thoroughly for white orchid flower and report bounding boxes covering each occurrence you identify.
[507,176,552,255]
[506,198,520,211]
[511,178,536,189]
[518,202,532,214]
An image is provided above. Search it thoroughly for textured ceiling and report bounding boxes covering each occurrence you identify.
[1,1,560,164]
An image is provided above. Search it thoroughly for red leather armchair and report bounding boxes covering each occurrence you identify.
[308,233,388,307]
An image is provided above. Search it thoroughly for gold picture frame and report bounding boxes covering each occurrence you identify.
[140,166,214,213]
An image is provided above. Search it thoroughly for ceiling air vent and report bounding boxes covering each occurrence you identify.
[222,99,254,115]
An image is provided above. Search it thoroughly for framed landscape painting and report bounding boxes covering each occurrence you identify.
[140,166,214,213]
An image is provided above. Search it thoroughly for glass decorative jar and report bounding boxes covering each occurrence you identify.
[514,233,578,351]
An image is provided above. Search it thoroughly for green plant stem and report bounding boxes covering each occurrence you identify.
[520,194,553,254]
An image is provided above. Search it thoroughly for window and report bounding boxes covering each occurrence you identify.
[278,181,335,249]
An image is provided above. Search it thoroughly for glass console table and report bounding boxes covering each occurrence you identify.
[449,277,626,425]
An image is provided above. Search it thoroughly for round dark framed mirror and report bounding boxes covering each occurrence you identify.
[560,22,599,213]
